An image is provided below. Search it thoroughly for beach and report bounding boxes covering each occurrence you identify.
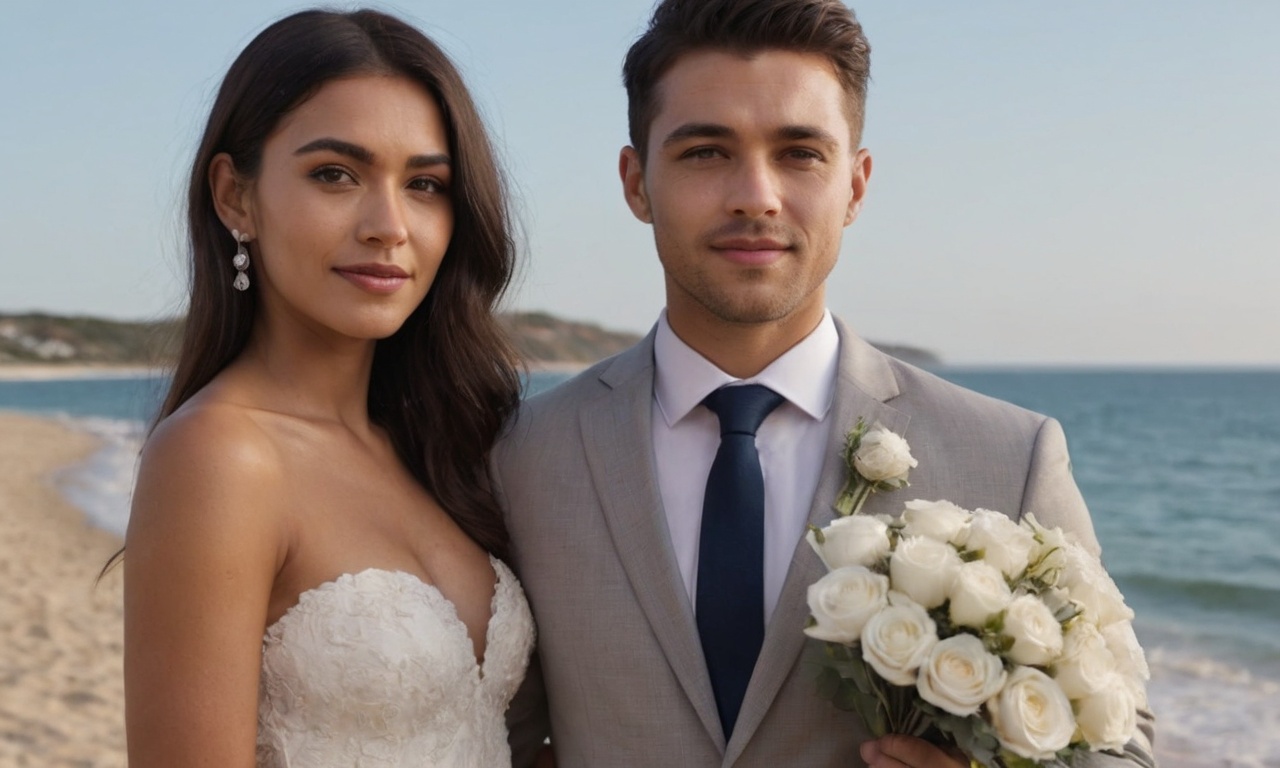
[0,412,127,766]
[2,368,1277,765]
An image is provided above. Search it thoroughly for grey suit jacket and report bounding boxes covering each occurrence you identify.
[492,318,1156,768]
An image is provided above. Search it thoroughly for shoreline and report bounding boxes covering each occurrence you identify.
[0,360,587,381]
[0,412,127,766]
[0,363,167,381]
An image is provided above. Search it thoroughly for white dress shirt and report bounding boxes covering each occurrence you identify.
[652,310,839,624]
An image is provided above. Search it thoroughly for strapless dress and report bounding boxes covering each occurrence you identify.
[256,556,534,767]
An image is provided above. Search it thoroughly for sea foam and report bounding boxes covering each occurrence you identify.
[54,415,144,538]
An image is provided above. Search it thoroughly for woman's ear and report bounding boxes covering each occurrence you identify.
[209,153,254,235]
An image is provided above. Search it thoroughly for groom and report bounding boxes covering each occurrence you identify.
[494,1,1156,766]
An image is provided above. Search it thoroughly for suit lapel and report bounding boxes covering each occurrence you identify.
[725,321,910,764]
[579,333,726,749]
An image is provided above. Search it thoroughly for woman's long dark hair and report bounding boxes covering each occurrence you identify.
[107,9,520,570]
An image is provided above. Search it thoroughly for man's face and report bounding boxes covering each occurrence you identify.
[621,49,870,333]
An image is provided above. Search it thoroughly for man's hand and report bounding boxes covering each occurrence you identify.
[860,735,969,768]
[532,744,555,768]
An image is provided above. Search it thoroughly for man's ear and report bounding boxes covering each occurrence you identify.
[209,152,255,235]
[844,147,873,227]
[619,146,652,224]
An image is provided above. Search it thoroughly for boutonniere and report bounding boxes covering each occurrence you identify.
[833,418,917,516]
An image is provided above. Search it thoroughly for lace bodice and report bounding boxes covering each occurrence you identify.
[257,556,534,767]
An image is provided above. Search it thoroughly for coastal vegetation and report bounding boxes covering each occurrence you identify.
[0,311,939,369]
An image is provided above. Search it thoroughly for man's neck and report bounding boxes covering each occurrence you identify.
[665,304,826,379]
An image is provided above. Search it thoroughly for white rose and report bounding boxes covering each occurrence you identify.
[962,509,1037,579]
[901,499,972,544]
[987,666,1076,760]
[948,560,1013,629]
[890,535,962,609]
[1074,675,1138,752]
[1002,594,1064,666]
[1039,586,1078,623]
[804,566,890,644]
[1101,621,1150,708]
[806,514,891,570]
[917,634,1007,716]
[1022,514,1073,584]
[1052,621,1115,699]
[1058,544,1134,627]
[853,427,918,484]
[860,596,938,686]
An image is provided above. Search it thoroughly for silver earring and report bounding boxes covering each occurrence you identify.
[231,229,251,291]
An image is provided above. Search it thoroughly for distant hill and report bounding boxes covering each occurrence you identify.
[0,313,182,365]
[0,311,938,369]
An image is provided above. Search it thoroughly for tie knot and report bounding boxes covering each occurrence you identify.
[703,384,785,437]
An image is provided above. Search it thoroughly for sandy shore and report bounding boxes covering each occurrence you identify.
[0,410,1215,767]
[0,412,126,766]
[0,364,165,382]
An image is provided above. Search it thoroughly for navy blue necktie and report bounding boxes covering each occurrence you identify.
[696,384,785,738]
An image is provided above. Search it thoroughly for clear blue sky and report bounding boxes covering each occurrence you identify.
[2,1,1276,365]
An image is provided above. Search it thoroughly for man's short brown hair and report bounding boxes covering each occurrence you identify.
[622,0,871,160]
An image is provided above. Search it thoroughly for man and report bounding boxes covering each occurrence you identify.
[493,1,1156,766]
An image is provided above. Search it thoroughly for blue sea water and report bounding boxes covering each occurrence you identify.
[2,368,1277,762]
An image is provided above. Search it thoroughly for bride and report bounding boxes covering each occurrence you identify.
[120,9,535,766]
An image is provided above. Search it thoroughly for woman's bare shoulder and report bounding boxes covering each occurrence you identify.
[128,395,289,553]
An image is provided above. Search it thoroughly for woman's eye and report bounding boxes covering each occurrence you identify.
[408,177,447,194]
[310,166,353,184]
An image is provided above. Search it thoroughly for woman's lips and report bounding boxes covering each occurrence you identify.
[333,264,410,294]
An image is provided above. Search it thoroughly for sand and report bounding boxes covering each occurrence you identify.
[0,409,1216,767]
[0,412,126,766]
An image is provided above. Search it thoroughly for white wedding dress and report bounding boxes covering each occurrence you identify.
[256,556,534,767]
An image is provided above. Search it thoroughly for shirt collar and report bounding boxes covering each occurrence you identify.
[653,309,839,427]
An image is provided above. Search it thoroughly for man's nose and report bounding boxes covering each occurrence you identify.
[725,156,782,218]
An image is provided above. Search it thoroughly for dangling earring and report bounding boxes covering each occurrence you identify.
[231,229,251,291]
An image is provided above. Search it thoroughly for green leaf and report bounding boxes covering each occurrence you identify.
[808,524,826,544]
[814,665,842,700]
[998,752,1043,768]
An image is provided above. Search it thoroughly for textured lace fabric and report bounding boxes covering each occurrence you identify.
[256,556,534,767]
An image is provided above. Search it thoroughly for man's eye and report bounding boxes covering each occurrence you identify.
[684,147,722,160]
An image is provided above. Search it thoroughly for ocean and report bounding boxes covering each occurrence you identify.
[1,368,1276,763]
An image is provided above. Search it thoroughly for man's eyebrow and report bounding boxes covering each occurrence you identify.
[661,122,735,148]
[775,125,840,151]
[294,138,450,170]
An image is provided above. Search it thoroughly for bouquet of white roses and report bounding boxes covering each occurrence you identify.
[804,425,1149,767]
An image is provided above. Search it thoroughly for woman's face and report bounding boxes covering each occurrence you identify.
[241,74,454,343]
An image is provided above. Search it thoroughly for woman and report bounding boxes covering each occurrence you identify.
[120,9,534,766]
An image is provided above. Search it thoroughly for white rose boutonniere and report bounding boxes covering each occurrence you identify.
[834,419,917,516]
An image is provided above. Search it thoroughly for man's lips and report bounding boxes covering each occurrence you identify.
[710,238,791,267]
[333,263,410,294]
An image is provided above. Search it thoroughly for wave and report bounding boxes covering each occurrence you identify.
[52,415,145,538]
[1120,572,1280,615]
[1147,645,1280,765]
